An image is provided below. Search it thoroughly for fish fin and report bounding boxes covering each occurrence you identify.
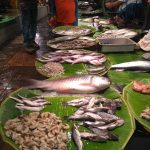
[64,116,69,120]
[62,101,68,106]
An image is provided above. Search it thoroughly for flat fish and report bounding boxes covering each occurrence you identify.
[25,75,110,94]
[111,61,150,72]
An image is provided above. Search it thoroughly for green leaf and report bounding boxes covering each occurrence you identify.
[123,79,150,132]
[0,87,134,150]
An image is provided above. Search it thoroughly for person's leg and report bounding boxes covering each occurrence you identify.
[29,4,38,43]
[21,8,31,47]
[29,4,39,49]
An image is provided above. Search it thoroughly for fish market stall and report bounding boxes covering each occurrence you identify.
[0,3,150,150]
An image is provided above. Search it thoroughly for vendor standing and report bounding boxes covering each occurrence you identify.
[48,0,78,27]
[18,0,40,53]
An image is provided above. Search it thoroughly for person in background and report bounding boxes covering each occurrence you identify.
[18,0,40,53]
[105,0,144,26]
[48,0,78,28]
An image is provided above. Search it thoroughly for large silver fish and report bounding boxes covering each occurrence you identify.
[25,75,110,94]
[111,61,150,72]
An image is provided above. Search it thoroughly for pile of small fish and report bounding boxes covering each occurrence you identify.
[132,81,150,94]
[52,26,92,36]
[63,96,124,149]
[49,38,97,49]
[96,29,137,39]
[141,107,150,121]
[25,75,110,94]
[38,62,64,77]
[111,61,150,72]
[37,50,107,68]
[9,95,51,111]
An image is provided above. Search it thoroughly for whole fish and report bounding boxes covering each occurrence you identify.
[66,114,95,122]
[25,75,110,94]
[111,61,150,72]
[88,127,118,141]
[72,124,83,150]
[96,118,125,130]
[62,97,92,107]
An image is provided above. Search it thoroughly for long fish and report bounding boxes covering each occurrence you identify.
[111,61,150,72]
[25,75,110,94]
[72,124,83,150]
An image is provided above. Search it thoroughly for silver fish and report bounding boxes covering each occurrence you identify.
[66,114,95,122]
[84,121,106,126]
[96,118,125,130]
[63,97,92,107]
[85,106,110,113]
[88,127,118,141]
[15,103,45,111]
[111,61,150,72]
[25,75,110,94]
[97,112,119,123]
[72,124,83,150]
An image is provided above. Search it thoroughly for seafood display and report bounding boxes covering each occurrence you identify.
[25,75,110,94]
[96,29,138,39]
[37,50,107,66]
[132,81,150,94]
[141,107,150,121]
[9,95,51,111]
[63,96,124,148]
[52,26,94,36]
[47,37,97,49]
[38,62,64,77]
[111,61,150,72]
[4,112,69,150]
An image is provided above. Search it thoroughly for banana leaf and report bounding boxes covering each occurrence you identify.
[35,59,111,78]
[0,87,135,150]
[123,79,150,132]
[107,50,150,85]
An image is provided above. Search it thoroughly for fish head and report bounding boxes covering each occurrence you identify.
[91,76,111,90]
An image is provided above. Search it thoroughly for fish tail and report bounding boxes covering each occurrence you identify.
[62,102,68,106]
[23,79,45,90]
[108,132,118,141]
